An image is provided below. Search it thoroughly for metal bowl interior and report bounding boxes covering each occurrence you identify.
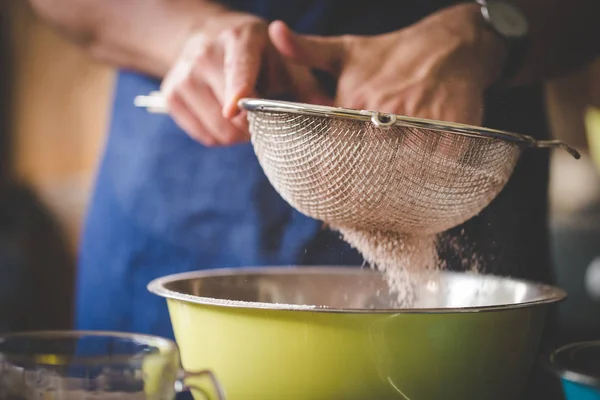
[148,266,566,313]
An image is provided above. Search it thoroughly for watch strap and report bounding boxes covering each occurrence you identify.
[476,0,530,85]
[497,31,529,84]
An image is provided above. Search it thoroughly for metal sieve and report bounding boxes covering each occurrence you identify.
[134,94,580,236]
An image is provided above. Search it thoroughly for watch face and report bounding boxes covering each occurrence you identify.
[484,1,529,38]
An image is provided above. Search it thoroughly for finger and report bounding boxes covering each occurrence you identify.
[333,84,366,110]
[161,57,194,97]
[287,64,334,106]
[222,29,267,118]
[190,56,227,105]
[268,20,346,75]
[260,46,295,98]
[165,93,217,146]
[231,110,250,133]
[169,35,229,108]
[177,76,248,146]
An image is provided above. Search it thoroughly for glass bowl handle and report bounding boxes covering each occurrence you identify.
[175,369,226,400]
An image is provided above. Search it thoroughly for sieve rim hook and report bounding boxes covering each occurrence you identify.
[534,140,581,159]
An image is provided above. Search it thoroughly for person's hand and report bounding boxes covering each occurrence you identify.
[269,3,508,127]
[161,11,328,147]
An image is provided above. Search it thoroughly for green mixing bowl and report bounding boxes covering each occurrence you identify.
[148,266,566,400]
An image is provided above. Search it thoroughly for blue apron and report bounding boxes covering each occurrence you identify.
[75,0,553,339]
[76,2,560,397]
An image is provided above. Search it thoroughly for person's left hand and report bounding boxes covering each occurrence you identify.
[269,3,508,127]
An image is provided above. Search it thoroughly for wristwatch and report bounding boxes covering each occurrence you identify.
[475,0,529,83]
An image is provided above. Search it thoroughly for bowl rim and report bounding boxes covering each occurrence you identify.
[147,266,566,314]
[0,330,179,366]
[544,340,600,389]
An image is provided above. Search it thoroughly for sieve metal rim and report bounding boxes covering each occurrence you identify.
[131,93,580,158]
[239,98,581,159]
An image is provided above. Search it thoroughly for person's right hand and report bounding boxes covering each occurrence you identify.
[161,11,328,147]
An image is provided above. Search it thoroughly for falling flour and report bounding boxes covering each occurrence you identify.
[438,228,483,274]
[337,227,441,307]
[334,225,485,308]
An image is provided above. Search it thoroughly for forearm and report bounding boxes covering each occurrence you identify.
[511,0,599,86]
[28,0,231,78]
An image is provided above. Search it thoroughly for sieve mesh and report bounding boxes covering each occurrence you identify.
[248,110,520,236]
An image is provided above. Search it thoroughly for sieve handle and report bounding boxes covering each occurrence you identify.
[133,91,297,114]
[534,140,581,159]
[134,91,169,114]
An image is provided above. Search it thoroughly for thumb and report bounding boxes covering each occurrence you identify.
[269,20,346,76]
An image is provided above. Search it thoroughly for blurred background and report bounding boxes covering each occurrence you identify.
[1,1,599,342]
